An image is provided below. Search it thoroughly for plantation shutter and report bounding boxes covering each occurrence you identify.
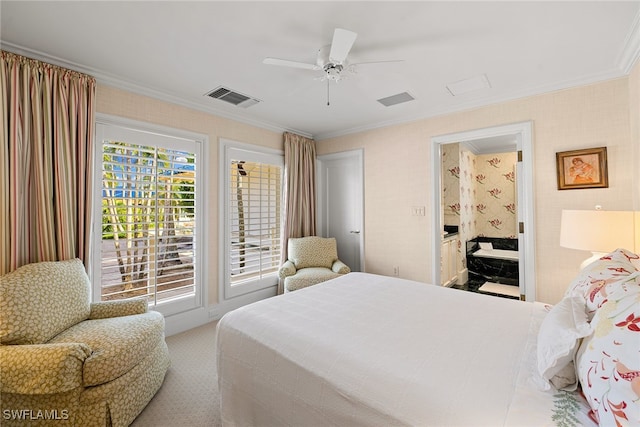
[99,138,198,306]
[229,160,282,285]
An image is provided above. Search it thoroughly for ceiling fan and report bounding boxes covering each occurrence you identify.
[263,28,402,104]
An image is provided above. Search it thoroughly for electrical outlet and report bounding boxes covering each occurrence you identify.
[208,308,219,319]
[393,266,400,276]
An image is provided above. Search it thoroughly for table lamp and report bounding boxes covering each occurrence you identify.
[560,209,636,269]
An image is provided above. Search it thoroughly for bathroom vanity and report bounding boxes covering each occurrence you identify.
[441,225,459,287]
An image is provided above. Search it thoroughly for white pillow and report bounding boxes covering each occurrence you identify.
[537,295,592,390]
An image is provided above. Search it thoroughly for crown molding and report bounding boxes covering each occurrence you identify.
[617,9,640,74]
[0,42,313,140]
[314,67,626,141]
[3,35,633,143]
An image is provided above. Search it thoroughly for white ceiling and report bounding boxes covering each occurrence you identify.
[2,1,639,140]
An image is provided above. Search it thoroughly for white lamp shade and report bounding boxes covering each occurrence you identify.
[636,212,640,253]
[560,210,636,253]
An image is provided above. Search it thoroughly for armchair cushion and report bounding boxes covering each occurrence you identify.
[284,267,342,292]
[49,311,166,387]
[288,236,338,269]
[0,259,91,345]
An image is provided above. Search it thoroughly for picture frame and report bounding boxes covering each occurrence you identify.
[556,147,608,190]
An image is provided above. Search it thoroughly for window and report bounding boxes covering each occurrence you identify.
[221,141,283,298]
[94,121,204,315]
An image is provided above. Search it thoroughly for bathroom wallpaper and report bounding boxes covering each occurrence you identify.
[458,149,477,272]
[475,151,517,238]
[442,145,517,271]
[442,143,460,228]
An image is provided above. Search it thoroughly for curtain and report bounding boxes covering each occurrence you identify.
[278,132,316,293]
[0,51,96,275]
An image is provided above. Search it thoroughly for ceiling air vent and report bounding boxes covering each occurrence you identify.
[446,74,491,96]
[377,92,415,107]
[205,86,260,108]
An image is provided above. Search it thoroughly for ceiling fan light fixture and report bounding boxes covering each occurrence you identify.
[324,64,344,81]
[263,27,405,103]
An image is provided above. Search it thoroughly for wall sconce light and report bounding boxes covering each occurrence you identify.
[560,209,638,269]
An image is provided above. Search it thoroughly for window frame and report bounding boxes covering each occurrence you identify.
[219,139,284,299]
[93,115,207,317]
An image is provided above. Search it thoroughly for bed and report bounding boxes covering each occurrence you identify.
[216,249,640,427]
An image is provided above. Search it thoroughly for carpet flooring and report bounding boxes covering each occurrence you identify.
[131,320,221,427]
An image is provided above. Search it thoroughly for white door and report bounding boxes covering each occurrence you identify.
[317,150,364,272]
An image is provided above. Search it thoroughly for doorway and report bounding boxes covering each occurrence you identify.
[431,122,536,301]
[317,150,364,272]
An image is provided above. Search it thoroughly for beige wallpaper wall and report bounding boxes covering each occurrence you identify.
[317,77,635,304]
[95,85,283,305]
[96,69,638,306]
[630,63,640,212]
[631,64,640,252]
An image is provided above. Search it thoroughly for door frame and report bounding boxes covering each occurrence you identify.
[317,149,365,272]
[431,121,536,301]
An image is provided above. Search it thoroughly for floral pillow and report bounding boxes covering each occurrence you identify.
[564,248,638,319]
[576,284,640,426]
[629,251,640,270]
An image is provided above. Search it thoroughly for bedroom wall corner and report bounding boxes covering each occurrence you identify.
[629,60,640,213]
[317,124,432,282]
[317,77,634,305]
[95,84,283,310]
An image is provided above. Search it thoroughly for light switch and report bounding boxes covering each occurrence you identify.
[411,206,426,216]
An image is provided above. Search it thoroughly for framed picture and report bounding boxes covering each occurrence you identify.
[556,147,608,190]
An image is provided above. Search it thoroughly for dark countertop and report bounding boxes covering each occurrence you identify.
[443,225,459,238]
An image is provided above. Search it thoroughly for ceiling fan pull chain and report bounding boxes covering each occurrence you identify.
[327,79,330,106]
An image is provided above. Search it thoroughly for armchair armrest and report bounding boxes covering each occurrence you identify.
[0,343,91,394]
[279,260,297,279]
[331,260,351,274]
[89,297,148,320]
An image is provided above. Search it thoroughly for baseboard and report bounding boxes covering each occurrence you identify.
[163,286,278,337]
[164,307,212,337]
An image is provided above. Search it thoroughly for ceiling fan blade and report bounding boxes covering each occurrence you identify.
[263,58,319,70]
[329,28,357,63]
[350,59,405,66]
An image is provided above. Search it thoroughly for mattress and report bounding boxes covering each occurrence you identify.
[216,272,595,426]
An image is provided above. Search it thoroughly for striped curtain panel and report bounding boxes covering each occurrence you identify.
[278,132,317,294]
[0,51,96,275]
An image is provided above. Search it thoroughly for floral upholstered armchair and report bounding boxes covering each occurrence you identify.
[279,236,351,292]
[0,259,170,427]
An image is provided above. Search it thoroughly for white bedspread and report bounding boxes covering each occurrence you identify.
[216,273,594,427]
